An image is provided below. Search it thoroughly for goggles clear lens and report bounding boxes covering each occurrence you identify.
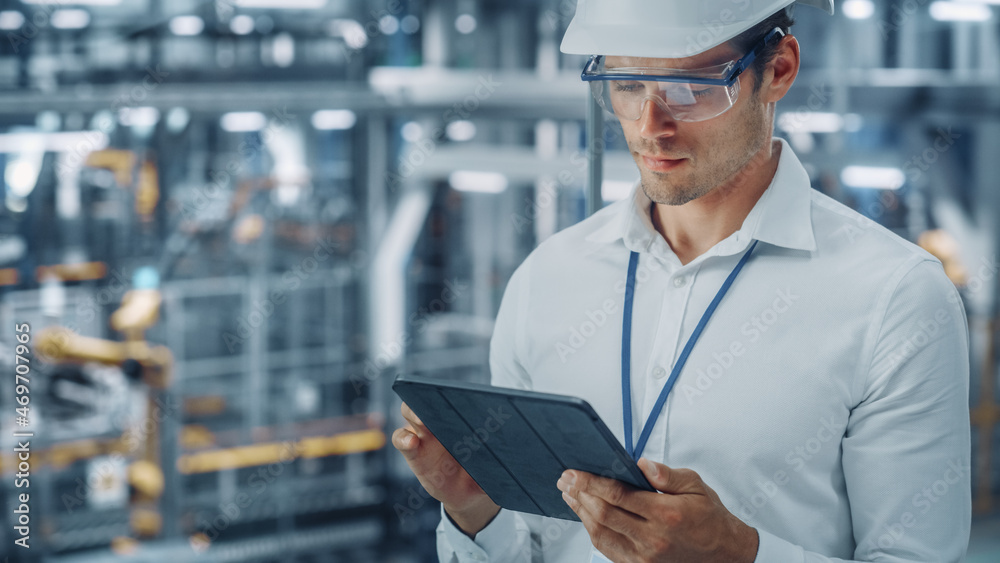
[580,27,784,123]
[589,78,740,122]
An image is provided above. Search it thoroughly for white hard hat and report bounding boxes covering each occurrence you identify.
[560,0,834,59]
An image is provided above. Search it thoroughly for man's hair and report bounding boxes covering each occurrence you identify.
[726,7,796,93]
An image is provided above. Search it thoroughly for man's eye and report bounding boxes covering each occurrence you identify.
[692,89,711,97]
[613,82,641,93]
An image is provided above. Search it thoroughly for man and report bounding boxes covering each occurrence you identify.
[394,0,972,561]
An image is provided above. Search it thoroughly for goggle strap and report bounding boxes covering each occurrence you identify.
[725,27,785,82]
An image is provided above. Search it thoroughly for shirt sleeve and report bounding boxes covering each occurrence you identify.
[436,260,540,562]
[754,258,971,563]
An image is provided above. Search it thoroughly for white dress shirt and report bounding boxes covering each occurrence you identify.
[436,138,971,562]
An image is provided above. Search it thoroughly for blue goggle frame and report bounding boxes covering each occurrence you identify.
[580,27,786,87]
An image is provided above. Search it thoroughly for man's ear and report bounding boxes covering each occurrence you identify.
[761,34,800,103]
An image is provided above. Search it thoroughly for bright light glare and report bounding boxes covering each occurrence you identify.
[273,32,295,67]
[118,107,160,128]
[929,1,992,20]
[379,15,399,35]
[170,15,204,36]
[311,110,356,130]
[0,11,25,30]
[230,14,255,35]
[602,180,633,202]
[446,120,476,141]
[449,171,508,194]
[455,14,476,34]
[235,0,326,8]
[36,111,61,132]
[788,131,815,154]
[843,0,875,19]
[0,131,108,154]
[51,9,91,29]
[840,166,905,190]
[778,112,844,133]
[221,112,268,132]
[401,122,423,142]
[328,19,367,49]
[166,107,190,133]
[6,159,41,197]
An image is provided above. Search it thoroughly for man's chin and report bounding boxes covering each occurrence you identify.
[641,177,704,207]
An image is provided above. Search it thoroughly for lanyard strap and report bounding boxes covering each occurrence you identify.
[622,240,759,460]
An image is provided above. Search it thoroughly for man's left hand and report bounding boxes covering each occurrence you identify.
[556,458,759,562]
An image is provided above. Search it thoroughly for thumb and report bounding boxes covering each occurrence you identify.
[638,458,702,494]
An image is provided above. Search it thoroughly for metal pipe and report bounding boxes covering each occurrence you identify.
[585,94,604,216]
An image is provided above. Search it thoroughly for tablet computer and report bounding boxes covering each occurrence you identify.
[392,374,655,521]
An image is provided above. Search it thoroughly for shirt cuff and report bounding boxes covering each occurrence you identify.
[438,504,518,561]
[754,527,805,563]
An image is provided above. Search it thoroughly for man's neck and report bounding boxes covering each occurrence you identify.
[651,139,781,266]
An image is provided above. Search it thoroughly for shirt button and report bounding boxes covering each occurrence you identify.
[673,276,687,288]
[653,367,667,378]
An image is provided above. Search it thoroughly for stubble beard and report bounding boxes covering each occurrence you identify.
[637,88,768,207]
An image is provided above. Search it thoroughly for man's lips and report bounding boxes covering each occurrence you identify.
[641,155,686,172]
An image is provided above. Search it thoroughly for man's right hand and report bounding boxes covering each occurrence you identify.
[392,401,501,537]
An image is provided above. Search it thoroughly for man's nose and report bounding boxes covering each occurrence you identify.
[638,97,679,140]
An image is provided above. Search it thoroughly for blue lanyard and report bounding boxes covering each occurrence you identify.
[621,240,758,460]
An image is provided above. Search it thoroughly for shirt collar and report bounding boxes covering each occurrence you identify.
[585,137,817,255]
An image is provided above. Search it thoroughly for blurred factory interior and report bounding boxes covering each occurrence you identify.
[0,0,998,561]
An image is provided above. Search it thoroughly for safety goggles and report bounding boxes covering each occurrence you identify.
[581,27,785,122]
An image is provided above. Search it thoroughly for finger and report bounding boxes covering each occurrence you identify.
[638,458,704,495]
[573,488,646,537]
[562,492,636,561]
[399,403,429,437]
[561,470,650,516]
[391,427,420,459]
